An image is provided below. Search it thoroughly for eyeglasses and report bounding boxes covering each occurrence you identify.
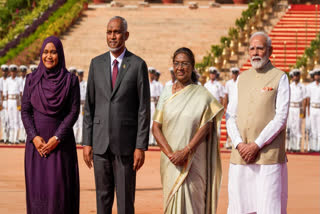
[173,61,191,68]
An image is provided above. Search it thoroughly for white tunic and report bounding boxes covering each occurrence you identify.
[307,81,320,104]
[80,81,87,101]
[165,80,176,87]
[204,80,224,102]
[226,74,290,214]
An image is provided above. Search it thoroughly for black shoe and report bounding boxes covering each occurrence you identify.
[0,139,4,143]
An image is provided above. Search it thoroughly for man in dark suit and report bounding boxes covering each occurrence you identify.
[82,16,150,214]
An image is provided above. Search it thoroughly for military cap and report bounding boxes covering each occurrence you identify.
[230,67,240,74]
[1,64,9,72]
[19,65,28,72]
[208,66,218,73]
[155,70,161,75]
[69,66,77,73]
[148,67,156,74]
[29,65,38,72]
[289,68,301,77]
[77,69,84,75]
[9,64,18,71]
[313,68,320,76]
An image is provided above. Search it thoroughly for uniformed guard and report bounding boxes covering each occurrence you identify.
[5,64,22,144]
[305,69,315,151]
[204,66,224,104]
[286,69,306,152]
[224,67,240,149]
[148,67,159,146]
[0,64,9,143]
[165,67,176,87]
[307,68,320,152]
[18,65,28,143]
[69,66,77,75]
[155,70,163,96]
[73,69,87,144]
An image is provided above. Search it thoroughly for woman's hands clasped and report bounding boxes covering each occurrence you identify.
[168,147,190,166]
[32,136,60,157]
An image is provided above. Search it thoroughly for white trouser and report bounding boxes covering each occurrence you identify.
[18,111,26,142]
[286,107,302,151]
[7,99,19,143]
[310,107,320,151]
[0,101,9,142]
[304,111,311,151]
[149,101,156,145]
[228,163,288,214]
[73,104,83,144]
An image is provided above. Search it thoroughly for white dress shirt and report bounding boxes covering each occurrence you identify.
[204,80,224,102]
[226,74,290,148]
[110,48,126,78]
[290,82,306,103]
[307,81,320,103]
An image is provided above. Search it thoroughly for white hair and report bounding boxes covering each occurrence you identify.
[250,31,272,48]
[109,16,128,33]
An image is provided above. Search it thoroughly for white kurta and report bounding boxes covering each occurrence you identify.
[226,74,289,214]
[286,82,306,151]
[307,81,320,151]
[204,80,224,103]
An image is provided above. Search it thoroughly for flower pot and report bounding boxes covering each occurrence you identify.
[233,0,248,4]
[83,2,89,10]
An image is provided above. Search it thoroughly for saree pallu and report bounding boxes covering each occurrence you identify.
[154,84,224,214]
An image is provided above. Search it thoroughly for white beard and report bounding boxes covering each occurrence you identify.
[108,44,124,52]
[250,54,269,70]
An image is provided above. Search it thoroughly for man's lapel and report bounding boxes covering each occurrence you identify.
[102,52,112,97]
[111,50,131,98]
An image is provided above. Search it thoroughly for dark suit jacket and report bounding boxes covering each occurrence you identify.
[82,50,150,155]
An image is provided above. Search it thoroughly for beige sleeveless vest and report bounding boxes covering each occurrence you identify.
[230,62,287,165]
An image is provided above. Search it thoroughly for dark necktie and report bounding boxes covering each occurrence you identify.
[112,59,118,89]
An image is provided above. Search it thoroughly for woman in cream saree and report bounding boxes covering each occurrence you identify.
[152,48,224,214]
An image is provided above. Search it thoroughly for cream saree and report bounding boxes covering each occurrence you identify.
[153,84,224,214]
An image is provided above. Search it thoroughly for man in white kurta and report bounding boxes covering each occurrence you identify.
[307,69,320,152]
[286,69,306,152]
[4,65,22,144]
[73,70,87,144]
[226,32,289,214]
[204,67,224,104]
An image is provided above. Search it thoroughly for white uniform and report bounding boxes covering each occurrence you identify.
[226,74,289,214]
[305,82,313,150]
[286,82,306,151]
[18,77,26,142]
[155,80,163,95]
[4,77,21,144]
[165,80,176,87]
[204,80,224,103]
[225,79,237,104]
[73,80,87,144]
[307,81,320,152]
[149,80,160,145]
[0,77,9,142]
